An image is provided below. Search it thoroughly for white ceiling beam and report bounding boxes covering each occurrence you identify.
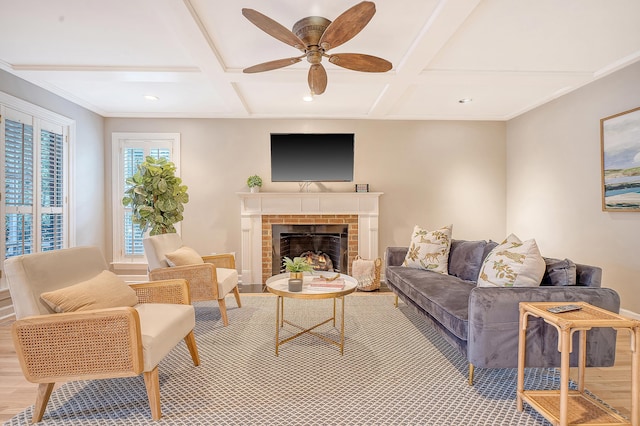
[141,0,249,116]
[369,0,482,118]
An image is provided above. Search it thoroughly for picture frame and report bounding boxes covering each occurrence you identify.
[355,183,369,193]
[600,106,640,212]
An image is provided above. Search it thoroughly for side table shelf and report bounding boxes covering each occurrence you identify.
[517,301,640,426]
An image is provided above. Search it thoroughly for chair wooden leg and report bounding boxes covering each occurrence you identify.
[218,297,229,326]
[184,331,200,366]
[32,382,54,423]
[232,286,242,308]
[143,367,162,421]
[468,363,475,386]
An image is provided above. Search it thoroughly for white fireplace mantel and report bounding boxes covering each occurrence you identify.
[238,192,382,284]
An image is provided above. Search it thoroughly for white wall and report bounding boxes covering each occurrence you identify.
[104,118,506,281]
[0,70,106,251]
[507,61,640,313]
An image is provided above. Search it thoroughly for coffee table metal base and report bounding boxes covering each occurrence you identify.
[274,295,346,355]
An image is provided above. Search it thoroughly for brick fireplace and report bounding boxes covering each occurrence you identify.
[238,192,382,284]
[262,215,358,284]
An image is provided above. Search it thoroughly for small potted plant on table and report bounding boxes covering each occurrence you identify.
[282,256,313,291]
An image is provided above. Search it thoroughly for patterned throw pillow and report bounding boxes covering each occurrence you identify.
[477,234,545,287]
[402,224,453,274]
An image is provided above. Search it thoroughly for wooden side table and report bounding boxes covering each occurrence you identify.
[517,301,640,426]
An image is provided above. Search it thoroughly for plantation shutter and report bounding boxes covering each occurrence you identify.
[4,115,34,258]
[3,109,67,261]
[39,122,65,252]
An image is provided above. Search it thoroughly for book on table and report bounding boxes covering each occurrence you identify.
[309,276,345,289]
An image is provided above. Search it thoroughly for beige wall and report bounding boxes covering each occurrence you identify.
[506,61,640,313]
[104,118,506,280]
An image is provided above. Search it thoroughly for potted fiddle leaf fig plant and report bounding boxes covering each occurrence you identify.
[122,156,189,235]
[247,174,263,193]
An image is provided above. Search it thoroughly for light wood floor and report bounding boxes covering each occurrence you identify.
[0,317,633,422]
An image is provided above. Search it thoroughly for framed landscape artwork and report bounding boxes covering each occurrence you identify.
[600,106,640,211]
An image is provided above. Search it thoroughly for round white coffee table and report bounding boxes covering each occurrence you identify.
[265,273,357,355]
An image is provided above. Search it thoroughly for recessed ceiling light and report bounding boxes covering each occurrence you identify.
[303,94,314,102]
[458,98,473,104]
[144,95,159,101]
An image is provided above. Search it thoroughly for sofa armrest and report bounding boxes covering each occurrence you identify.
[575,263,602,287]
[467,286,620,369]
[202,253,235,269]
[131,279,191,304]
[12,307,143,383]
[149,264,219,299]
[385,247,407,269]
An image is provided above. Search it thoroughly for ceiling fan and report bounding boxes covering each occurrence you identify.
[241,1,392,96]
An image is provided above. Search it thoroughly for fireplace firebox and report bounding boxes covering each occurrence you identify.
[272,224,348,276]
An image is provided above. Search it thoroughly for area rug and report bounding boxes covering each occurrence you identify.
[6,294,577,425]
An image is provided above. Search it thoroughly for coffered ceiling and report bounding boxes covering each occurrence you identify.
[0,0,638,120]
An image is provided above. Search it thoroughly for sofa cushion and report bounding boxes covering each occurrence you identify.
[483,241,498,261]
[477,234,545,288]
[5,246,109,318]
[402,224,452,274]
[135,303,195,372]
[216,267,239,295]
[386,265,473,341]
[165,246,204,267]
[542,258,577,286]
[448,240,487,282]
[40,270,138,313]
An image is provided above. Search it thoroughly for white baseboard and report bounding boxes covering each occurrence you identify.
[0,288,14,320]
[620,308,640,320]
[0,305,15,321]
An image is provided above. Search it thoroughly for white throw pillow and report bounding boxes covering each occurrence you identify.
[402,224,453,274]
[477,234,545,287]
[165,246,204,267]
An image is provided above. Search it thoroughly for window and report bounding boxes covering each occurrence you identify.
[1,94,72,288]
[112,133,180,266]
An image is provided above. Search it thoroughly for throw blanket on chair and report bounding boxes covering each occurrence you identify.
[352,256,380,291]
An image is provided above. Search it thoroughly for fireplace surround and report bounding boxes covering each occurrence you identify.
[238,192,382,284]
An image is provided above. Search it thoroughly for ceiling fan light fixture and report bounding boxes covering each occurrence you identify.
[242,1,391,96]
[303,94,314,102]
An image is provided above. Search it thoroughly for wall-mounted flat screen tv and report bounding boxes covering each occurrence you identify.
[270,133,354,182]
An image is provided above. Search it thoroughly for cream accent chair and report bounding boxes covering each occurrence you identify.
[5,246,200,423]
[143,233,241,326]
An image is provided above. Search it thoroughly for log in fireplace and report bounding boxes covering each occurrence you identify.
[272,224,348,275]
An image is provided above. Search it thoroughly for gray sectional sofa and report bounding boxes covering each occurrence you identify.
[384,239,620,384]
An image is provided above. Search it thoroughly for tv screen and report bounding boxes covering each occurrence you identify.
[271,133,354,182]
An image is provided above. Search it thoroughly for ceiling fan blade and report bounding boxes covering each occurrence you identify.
[243,57,303,73]
[319,1,376,51]
[242,8,306,51]
[308,64,327,95]
[328,53,392,72]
